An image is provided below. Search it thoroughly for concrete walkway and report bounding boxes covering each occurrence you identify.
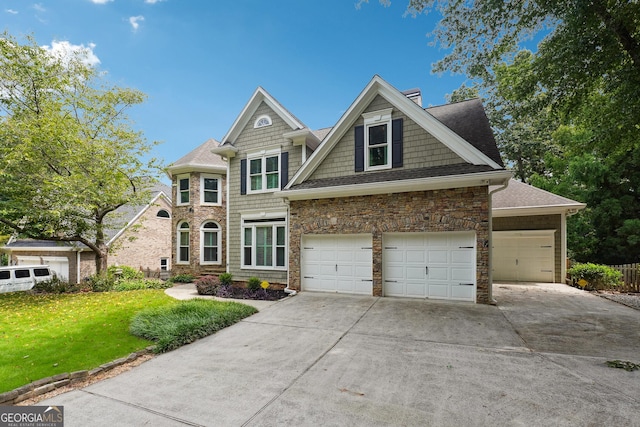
[42,283,640,426]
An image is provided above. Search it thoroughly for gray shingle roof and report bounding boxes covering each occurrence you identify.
[289,164,496,190]
[426,99,504,167]
[492,179,584,209]
[168,138,226,171]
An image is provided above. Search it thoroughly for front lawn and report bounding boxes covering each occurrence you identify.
[0,290,176,393]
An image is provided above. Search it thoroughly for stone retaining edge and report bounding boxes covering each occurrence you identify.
[0,346,155,405]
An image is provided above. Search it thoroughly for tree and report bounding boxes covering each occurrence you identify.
[0,33,161,273]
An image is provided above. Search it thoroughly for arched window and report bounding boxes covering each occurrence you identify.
[254,115,272,128]
[177,222,190,263]
[157,209,170,218]
[200,221,221,264]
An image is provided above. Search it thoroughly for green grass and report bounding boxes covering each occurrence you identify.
[0,290,177,393]
[130,299,258,353]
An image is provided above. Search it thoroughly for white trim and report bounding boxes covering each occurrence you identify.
[492,203,586,217]
[200,220,222,265]
[254,114,272,128]
[281,170,513,201]
[200,174,222,206]
[176,174,190,206]
[287,75,502,188]
[221,87,304,145]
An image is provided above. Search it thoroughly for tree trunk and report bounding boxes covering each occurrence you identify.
[94,243,109,274]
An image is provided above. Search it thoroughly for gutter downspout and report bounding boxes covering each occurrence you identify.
[282,198,297,296]
[488,179,510,305]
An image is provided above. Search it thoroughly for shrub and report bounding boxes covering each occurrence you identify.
[32,276,83,294]
[112,278,172,292]
[108,265,143,280]
[219,272,233,286]
[84,272,115,292]
[130,299,258,353]
[568,262,623,291]
[195,275,221,295]
[171,273,196,283]
[247,276,261,292]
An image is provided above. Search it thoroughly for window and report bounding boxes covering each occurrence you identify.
[15,269,30,278]
[160,258,168,271]
[200,221,221,264]
[177,175,190,205]
[33,268,51,277]
[200,175,220,205]
[363,109,393,171]
[242,218,286,269]
[0,271,10,280]
[254,115,272,128]
[157,209,170,219]
[249,154,280,193]
[177,222,190,263]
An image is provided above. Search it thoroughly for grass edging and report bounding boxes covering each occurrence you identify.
[130,299,259,353]
[0,347,153,405]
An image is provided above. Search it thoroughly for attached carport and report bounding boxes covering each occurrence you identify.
[491,179,586,283]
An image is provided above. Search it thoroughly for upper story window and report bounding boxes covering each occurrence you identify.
[157,209,171,219]
[177,174,190,205]
[363,109,393,171]
[240,150,289,195]
[254,115,272,128]
[200,175,221,206]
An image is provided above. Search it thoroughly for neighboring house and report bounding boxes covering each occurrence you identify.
[166,139,227,277]
[171,75,584,304]
[491,179,585,283]
[1,184,172,283]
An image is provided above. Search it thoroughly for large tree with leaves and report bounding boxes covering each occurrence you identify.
[0,33,161,273]
[375,0,640,264]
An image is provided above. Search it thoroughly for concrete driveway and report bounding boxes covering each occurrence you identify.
[42,283,640,426]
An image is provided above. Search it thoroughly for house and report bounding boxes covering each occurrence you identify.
[1,184,173,283]
[166,139,227,277]
[170,75,584,304]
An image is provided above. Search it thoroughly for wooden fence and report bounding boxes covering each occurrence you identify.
[607,263,640,292]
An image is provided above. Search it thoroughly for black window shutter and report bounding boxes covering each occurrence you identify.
[392,118,403,168]
[280,151,289,189]
[354,125,364,172]
[240,159,247,195]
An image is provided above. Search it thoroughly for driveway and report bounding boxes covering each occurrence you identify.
[42,283,640,426]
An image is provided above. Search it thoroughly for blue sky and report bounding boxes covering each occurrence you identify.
[2,0,468,169]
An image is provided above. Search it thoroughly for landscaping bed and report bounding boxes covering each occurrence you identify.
[195,274,290,301]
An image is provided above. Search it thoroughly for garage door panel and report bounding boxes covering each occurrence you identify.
[302,234,372,294]
[384,232,476,302]
[451,284,474,300]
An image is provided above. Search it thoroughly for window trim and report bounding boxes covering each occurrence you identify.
[254,114,272,128]
[362,108,393,171]
[246,149,281,194]
[177,174,190,206]
[157,209,171,219]
[241,215,287,270]
[177,221,190,264]
[200,174,221,206]
[200,220,222,265]
[160,258,169,271]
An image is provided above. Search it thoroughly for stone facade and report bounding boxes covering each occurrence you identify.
[289,186,492,303]
[171,172,227,277]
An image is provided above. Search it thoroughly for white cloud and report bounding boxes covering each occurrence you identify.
[144,0,165,3]
[33,3,46,13]
[42,40,101,68]
[90,0,114,4]
[5,9,18,14]
[129,15,144,32]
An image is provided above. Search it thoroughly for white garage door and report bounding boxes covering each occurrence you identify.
[301,234,373,294]
[383,232,476,301]
[493,231,554,282]
[16,256,69,281]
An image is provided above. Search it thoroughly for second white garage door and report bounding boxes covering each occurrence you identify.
[301,234,373,294]
[383,232,476,301]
